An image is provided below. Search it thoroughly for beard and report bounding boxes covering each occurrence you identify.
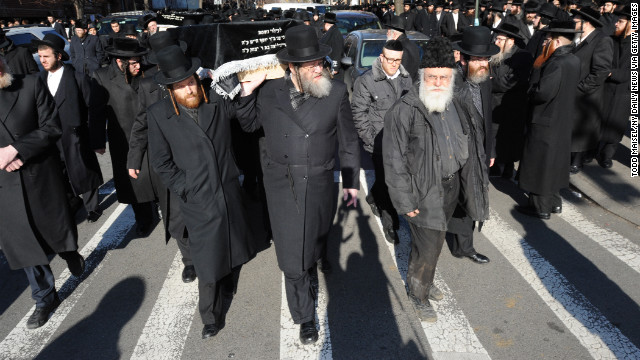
[299,68,332,98]
[467,64,489,84]
[418,71,455,113]
[174,87,203,109]
[490,44,514,65]
[0,72,13,89]
[533,39,559,68]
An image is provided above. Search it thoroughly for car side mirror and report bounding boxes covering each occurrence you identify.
[341,56,353,67]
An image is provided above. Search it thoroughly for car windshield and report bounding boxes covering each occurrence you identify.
[336,16,381,36]
[360,38,430,68]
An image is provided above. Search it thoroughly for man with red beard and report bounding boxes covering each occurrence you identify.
[383,37,489,322]
[517,21,581,219]
[147,46,257,339]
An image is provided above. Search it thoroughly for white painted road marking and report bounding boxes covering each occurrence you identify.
[130,251,199,360]
[483,208,640,359]
[0,204,135,360]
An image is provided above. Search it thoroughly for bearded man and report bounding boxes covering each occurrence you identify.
[90,38,156,236]
[0,53,85,329]
[526,2,565,59]
[600,0,619,36]
[383,37,489,322]
[489,23,533,178]
[416,0,440,38]
[517,21,581,219]
[319,12,344,80]
[147,46,257,339]
[33,34,103,222]
[237,25,360,345]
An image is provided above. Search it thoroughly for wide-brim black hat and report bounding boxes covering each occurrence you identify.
[493,22,524,40]
[452,26,500,57]
[147,31,188,64]
[570,7,603,27]
[276,25,332,63]
[120,23,138,37]
[30,33,70,61]
[324,12,337,24]
[613,5,631,19]
[140,14,158,29]
[154,45,201,85]
[538,2,559,20]
[384,16,406,32]
[105,37,148,57]
[523,0,541,13]
[541,20,584,33]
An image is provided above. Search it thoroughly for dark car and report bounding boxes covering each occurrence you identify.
[332,11,382,37]
[4,25,71,71]
[96,11,155,36]
[341,29,429,95]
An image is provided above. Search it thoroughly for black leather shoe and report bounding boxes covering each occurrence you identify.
[598,158,613,169]
[66,252,85,277]
[551,206,562,214]
[408,294,437,322]
[516,206,550,220]
[182,265,196,283]
[383,228,399,244]
[26,295,61,329]
[202,324,220,339]
[318,258,332,274]
[299,320,318,345]
[569,165,581,174]
[86,210,102,223]
[467,253,490,264]
[365,194,381,217]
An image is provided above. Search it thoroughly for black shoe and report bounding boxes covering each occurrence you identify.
[318,258,332,274]
[299,320,319,345]
[66,252,85,277]
[467,253,490,264]
[428,284,443,301]
[383,228,399,244]
[516,205,550,220]
[182,265,196,283]
[26,295,61,329]
[598,158,613,169]
[569,165,581,175]
[86,210,102,223]
[551,206,562,214]
[202,324,220,339]
[366,194,381,217]
[136,223,151,237]
[408,294,437,322]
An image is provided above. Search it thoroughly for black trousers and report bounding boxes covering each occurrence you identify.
[529,192,561,213]
[23,251,80,307]
[406,173,460,301]
[82,187,100,213]
[599,142,618,161]
[447,214,476,257]
[371,152,399,230]
[283,266,317,324]
[198,266,241,325]
[131,202,154,228]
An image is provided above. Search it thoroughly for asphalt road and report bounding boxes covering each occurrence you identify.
[0,149,639,360]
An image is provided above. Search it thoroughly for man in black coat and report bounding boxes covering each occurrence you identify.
[70,21,104,76]
[382,4,396,25]
[448,26,499,265]
[90,38,156,236]
[0,54,85,330]
[400,1,418,31]
[599,0,620,36]
[33,34,103,222]
[518,21,581,219]
[440,0,471,36]
[569,7,613,173]
[383,37,490,322]
[385,16,421,80]
[237,25,360,345]
[503,0,532,44]
[47,15,67,39]
[415,0,440,38]
[526,2,561,59]
[147,46,257,339]
[0,30,39,75]
[319,12,345,81]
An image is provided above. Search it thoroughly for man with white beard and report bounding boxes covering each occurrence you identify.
[383,36,489,322]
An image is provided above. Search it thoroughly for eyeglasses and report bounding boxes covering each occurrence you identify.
[299,60,324,71]
[382,54,402,64]
[495,36,508,42]
[425,74,452,82]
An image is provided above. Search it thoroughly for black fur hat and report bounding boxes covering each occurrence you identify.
[420,37,455,69]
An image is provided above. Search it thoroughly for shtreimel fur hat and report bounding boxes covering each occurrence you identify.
[420,37,455,69]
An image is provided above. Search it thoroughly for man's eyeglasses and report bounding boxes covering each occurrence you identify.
[299,60,324,71]
[382,54,402,64]
[425,74,452,82]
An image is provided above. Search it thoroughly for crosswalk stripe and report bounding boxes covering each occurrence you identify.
[130,251,198,360]
[483,208,640,359]
[0,204,135,359]
[359,170,490,359]
[558,198,640,274]
[279,273,332,360]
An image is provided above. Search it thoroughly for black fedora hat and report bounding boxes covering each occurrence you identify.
[452,26,500,57]
[276,25,331,63]
[613,5,631,19]
[487,0,506,13]
[523,0,541,13]
[538,2,559,20]
[140,14,158,29]
[154,45,201,85]
[571,7,603,27]
[463,1,476,10]
[105,37,148,58]
[493,22,524,40]
[384,16,406,32]
[30,33,70,61]
[147,31,187,64]
[120,23,138,37]
[541,20,584,34]
[324,12,337,24]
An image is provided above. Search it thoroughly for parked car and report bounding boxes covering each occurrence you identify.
[332,11,382,37]
[341,29,429,95]
[96,11,156,36]
[4,25,71,71]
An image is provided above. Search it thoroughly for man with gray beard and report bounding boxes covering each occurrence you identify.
[383,37,489,322]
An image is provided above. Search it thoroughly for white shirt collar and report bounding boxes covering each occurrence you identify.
[47,65,64,97]
[386,70,401,80]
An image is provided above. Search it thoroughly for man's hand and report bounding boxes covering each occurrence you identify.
[95,148,106,155]
[343,188,358,207]
[5,159,23,172]
[128,169,140,179]
[0,145,19,170]
[240,74,267,96]
[406,209,420,217]
[490,158,495,167]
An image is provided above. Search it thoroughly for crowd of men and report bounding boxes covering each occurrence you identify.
[0,0,633,349]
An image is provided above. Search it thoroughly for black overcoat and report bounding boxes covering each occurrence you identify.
[601,35,631,144]
[571,29,613,152]
[320,25,345,78]
[0,75,78,270]
[90,61,155,204]
[128,76,185,242]
[39,64,103,196]
[415,10,440,38]
[398,33,421,81]
[70,34,104,75]
[147,91,256,284]
[519,45,581,195]
[236,77,360,274]
[3,42,39,75]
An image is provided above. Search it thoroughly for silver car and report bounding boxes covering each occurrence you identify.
[4,25,71,71]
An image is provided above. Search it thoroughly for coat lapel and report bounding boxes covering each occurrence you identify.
[0,86,19,124]
[198,100,216,134]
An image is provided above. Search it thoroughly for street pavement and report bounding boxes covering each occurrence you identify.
[0,141,639,360]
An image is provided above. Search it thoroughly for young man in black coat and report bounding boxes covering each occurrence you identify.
[33,34,104,222]
[0,54,85,330]
[319,12,345,81]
